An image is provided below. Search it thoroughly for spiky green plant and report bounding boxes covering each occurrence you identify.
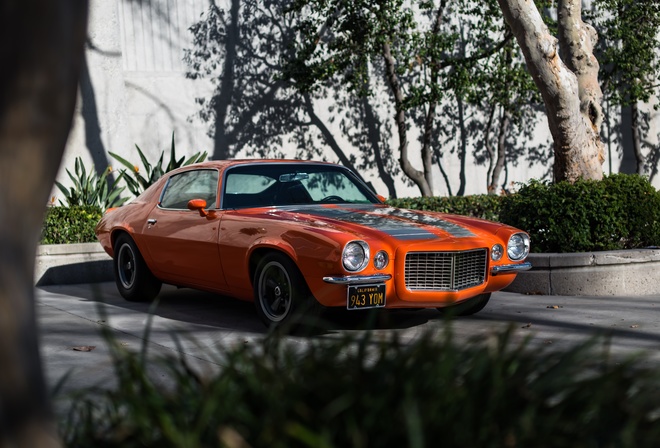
[110,133,207,197]
[54,157,127,210]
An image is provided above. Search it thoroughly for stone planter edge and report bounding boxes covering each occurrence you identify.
[35,242,113,286]
[505,248,660,296]
[36,243,660,296]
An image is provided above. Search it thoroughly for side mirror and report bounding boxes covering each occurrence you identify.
[187,199,208,217]
[376,194,387,203]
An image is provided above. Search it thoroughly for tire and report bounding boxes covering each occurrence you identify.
[253,252,322,330]
[437,293,491,317]
[113,233,162,302]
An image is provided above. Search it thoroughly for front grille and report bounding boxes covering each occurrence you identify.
[404,249,487,291]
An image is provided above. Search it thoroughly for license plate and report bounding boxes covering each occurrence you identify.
[347,284,386,310]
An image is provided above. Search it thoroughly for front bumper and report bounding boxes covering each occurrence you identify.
[323,274,392,285]
[490,262,532,275]
[322,261,531,286]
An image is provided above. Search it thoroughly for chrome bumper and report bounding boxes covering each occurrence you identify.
[491,262,532,275]
[323,262,529,285]
[323,274,392,285]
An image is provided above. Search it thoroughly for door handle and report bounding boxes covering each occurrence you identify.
[147,218,157,225]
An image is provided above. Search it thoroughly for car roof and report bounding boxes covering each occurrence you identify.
[166,159,341,175]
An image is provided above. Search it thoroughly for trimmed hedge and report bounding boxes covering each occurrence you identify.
[500,174,660,253]
[386,195,502,221]
[389,174,660,253]
[41,205,103,245]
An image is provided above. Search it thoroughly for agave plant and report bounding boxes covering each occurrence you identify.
[110,133,207,197]
[55,157,128,210]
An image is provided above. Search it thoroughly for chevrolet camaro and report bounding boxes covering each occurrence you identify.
[96,160,531,328]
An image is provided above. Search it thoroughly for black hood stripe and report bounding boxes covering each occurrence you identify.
[284,205,474,239]
[384,228,437,240]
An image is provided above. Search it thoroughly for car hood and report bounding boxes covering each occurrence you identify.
[257,204,499,243]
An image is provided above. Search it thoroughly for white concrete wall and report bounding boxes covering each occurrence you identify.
[58,0,213,205]
[56,0,660,204]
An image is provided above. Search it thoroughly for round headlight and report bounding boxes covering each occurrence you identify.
[343,241,370,272]
[491,244,503,261]
[507,233,530,261]
[373,250,389,270]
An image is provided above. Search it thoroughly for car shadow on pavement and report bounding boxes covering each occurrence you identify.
[36,282,443,337]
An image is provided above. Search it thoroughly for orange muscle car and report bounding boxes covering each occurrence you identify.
[96,160,531,327]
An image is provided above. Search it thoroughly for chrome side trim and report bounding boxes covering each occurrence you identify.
[491,262,532,275]
[323,274,392,285]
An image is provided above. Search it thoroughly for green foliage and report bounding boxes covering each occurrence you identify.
[589,0,660,107]
[54,157,127,210]
[387,195,502,221]
[110,133,207,197]
[500,174,660,253]
[287,0,511,102]
[387,175,660,253]
[60,327,660,447]
[41,206,103,245]
[281,0,533,196]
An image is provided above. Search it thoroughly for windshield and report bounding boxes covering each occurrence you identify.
[222,164,379,209]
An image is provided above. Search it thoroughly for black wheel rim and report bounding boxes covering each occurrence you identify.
[117,243,136,289]
[257,261,292,322]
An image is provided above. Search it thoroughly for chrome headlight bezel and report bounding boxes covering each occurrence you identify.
[507,233,530,261]
[373,250,389,270]
[342,240,370,272]
[491,244,504,261]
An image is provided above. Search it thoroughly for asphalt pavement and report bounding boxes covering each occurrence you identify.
[37,282,660,401]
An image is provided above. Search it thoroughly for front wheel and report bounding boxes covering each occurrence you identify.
[113,233,162,302]
[253,252,321,329]
[437,293,491,317]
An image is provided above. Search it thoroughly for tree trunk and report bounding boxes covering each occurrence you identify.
[212,0,240,160]
[303,93,358,172]
[489,109,510,194]
[484,104,497,191]
[631,101,644,175]
[303,93,389,194]
[456,95,467,196]
[382,41,433,197]
[0,1,88,446]
[421,100,436,193]
[497,0,604,182]
[418,1,449,195]
[362,97,397,198]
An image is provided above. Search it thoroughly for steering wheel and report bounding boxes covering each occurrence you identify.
[320,195,344,203]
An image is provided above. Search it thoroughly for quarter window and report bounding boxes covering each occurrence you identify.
[159,169,219,209]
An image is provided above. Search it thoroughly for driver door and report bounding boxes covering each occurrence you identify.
[141,168,228,291]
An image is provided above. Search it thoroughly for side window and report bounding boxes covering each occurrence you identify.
[222,173,278,208]
[225,174,276,194]
[159,169,219,210]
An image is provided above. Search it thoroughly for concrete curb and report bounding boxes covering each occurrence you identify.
[505,248,660,296]
[35,243,113,286]
[36,244,660,296]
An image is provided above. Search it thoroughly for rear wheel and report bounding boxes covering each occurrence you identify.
[113,233,162,302]
[437,293,491,317]
[253,252,321,329]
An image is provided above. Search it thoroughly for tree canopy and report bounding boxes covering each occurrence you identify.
[589,0,660,176]
[185,0,660,195]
